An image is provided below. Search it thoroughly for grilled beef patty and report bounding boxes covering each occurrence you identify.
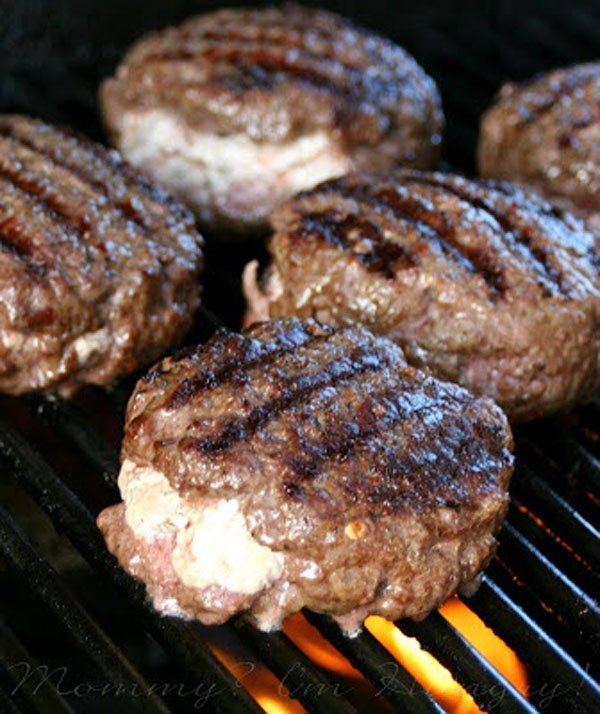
[0,115,203,396]
[244,171,600,421]
[98,318,513,636]
[100,5,443,232]
[478,63,600,231]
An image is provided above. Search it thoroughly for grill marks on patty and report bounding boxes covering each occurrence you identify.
[478,63,600,226]
[141,38,410,129]
[0,126,153,235]
[281,378,467,502]
[0,151,92,264]
[189,342,386,453]
[0,121,180,238]
[305,179,507,292]
[0,168,98,306]
[131,320,512,516]
[143,43,365,98]
[0,118,196,294]
[174,23,363,73]
[108,5,439,149]
[287,172,580,300]
[0,131,129,307]
[294,211,417,278]
[402,172,570,296]
[0,114,203,395]
[165,320,333,407]
[278,372,508,515]
[0,212,48,278]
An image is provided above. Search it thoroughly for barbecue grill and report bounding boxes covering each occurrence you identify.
[0,1,598,712]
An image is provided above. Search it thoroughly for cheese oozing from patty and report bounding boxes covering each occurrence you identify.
[73,328,111,366]
[118,459,285,594]
[115,110,352,226]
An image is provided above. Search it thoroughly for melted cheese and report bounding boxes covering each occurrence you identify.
[117,109,351,225]
[119,460,284,594]
[73,328,110,366]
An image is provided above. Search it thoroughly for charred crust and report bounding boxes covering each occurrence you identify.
[0,213,48,279]
[101,5,442,151]
[284,171,585,300]
[187,342,387,453]
[314,178,508,294]
[166,321,331,407]
[292,211,418,279]
[124,319,514,518]
[401,172,570,296]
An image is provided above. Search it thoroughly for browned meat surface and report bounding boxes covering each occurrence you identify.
[244,171,600,421]
[0,115,204,396]
[98,318,513,636]
[100,5,443,231]
[478,63,600,231]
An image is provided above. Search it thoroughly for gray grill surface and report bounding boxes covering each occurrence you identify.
[0,1,598,712]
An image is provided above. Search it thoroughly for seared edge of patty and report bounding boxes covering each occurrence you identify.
[100,4,443,166]
[478,62,600,224]
[0,114,204,394]
[98,318,513,634]
[244,171,599,420]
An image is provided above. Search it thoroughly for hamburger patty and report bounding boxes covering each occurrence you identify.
[478,63,600,231]
[97,318,514,636]
[100,5,443,232]
[244,171,600,421]
[0,115,203,395]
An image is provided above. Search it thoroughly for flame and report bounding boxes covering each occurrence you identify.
[367,597,528,713]
[209,642,305,714]
[439,598,528,697]
[366,616,481,713]
[283,613,361,678]
[283,614,395,714]
[207,596,527,713]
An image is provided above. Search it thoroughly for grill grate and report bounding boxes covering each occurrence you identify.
[1,1,599,713]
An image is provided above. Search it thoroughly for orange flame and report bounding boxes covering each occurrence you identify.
[366,597,528,713]
[209,596,527,713]
[439,598,528,697]
[366,615,480,713]
[209,642,305,714]
[283,613,361,678]
[283,613,396,713]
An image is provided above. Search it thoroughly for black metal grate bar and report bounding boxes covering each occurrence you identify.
[0,504,170,714]
[486,563,597,676]
[0,619,76,714]
[0,422,263,714]
[28,396,121,485]
[231,619,358,714]
[467,577,600,710]
[398,613,536,713]
[499,524,599,653]
[512,471,600,570]
[303,611,445,714]
[506,503,598,608]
